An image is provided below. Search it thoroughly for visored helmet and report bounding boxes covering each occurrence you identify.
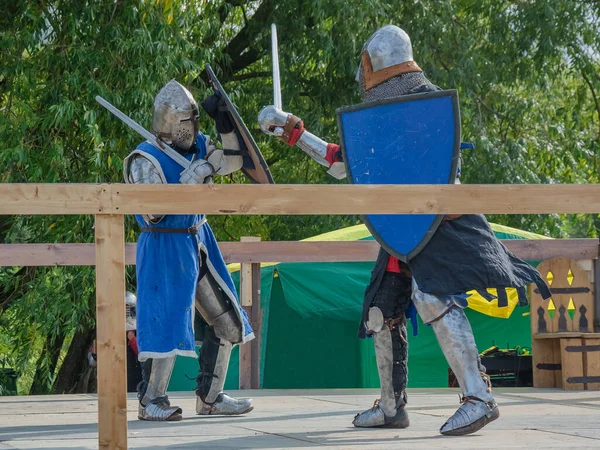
[151,80,199,151]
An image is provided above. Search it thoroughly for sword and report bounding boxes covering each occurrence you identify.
[95,95,191,170]
[271,23,282,110]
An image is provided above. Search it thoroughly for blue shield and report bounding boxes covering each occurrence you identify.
[336,90,460,261]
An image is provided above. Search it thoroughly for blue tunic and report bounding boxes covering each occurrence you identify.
[129,134,254,361]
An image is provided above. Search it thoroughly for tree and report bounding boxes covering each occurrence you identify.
[0,0,598,393]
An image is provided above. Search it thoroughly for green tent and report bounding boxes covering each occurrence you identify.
[169,223,548,391]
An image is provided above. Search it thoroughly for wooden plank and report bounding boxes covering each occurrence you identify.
[240,261,253,307]
[502,238,599,261]
[111,183,600,215]
[0,184,111,215]
[586,338,600,390]
[534,332,600,339]
[532,338,561,388]
[561,338,586,390]
[238,237,260,390]
[251,261,262,389]
[1,239,596,267]
[219,240,381,263]
[0,243,137,266]
[222,239,597,263]
[554,338,564,388]
[95,214,127,449]
[2,183,600,215]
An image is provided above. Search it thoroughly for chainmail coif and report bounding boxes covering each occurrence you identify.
[360,71,438,102]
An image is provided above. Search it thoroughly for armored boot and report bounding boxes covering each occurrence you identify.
[195,327,253,416]
[197,392,254,416]
[353,306,410,428]
[352,398,409,428]
[138,397,183,422]
[412,280,499,435]
[137,357,182,421]
[431,307,499,435]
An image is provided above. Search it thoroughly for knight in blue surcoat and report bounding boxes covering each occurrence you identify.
[257,25,550,436]
[124,80,254,421]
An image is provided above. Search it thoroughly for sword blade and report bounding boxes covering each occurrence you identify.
[95,95,191,170]
[271,23,282,109]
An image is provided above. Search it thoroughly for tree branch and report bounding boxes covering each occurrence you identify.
[213,0,274,81]
[230,46,266,75]
[223,0,274,59]
[232,71,271,81]
[195,1,273,86]
[581,70,600,138]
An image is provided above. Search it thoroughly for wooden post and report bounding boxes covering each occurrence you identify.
[95,214,127,449]
[594,256,600,332]
[239,237,260,390]
[251,259,262,389]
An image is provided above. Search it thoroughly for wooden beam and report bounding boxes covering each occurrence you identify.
[2,183,600,215]
[502,238,600,261]
[95,214,127,449]
[0,184,111,215]
[219,240,380,263]
[1,239,596,267]
[0,243,137,266]
[111,183,600,215]
[224,239,600,263]
[0,239,597,266]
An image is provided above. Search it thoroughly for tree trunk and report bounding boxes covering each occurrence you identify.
[52,326,95,394]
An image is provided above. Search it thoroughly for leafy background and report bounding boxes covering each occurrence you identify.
[0,0,598,394]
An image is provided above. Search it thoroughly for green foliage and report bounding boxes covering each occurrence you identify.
[0,0,598,393]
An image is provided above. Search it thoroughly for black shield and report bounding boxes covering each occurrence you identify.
[205,64,275,184]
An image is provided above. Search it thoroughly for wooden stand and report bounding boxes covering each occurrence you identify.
[531,257,600,389]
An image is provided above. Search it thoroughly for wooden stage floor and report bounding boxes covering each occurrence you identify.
[1,388,599,449]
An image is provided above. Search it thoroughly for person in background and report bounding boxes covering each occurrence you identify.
[87,291,143,393]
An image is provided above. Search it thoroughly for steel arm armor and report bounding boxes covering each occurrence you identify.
[258,105,346,179]
[206,133,244,176]
[125,153,166,224]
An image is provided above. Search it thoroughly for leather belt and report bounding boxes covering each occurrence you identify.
[141,219,206,235]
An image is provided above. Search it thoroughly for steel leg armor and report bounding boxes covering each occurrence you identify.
[194,273,253,415]
[412,279,500,435]
[137,357,182,421]
[353,272,411,428]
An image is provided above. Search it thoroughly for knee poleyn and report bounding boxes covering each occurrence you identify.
[212,309,243,344]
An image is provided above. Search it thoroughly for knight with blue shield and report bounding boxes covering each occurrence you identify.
[258,25,550,436]
[123,80,255,421]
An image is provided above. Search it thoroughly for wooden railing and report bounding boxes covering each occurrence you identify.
[2,182,600,449]
[0,238,598,266]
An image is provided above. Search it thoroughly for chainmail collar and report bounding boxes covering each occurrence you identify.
[361,71,435,102]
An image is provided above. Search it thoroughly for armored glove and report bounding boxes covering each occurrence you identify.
[258,105,305,146]
[201,92,235,134]
[179,159,214,185]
